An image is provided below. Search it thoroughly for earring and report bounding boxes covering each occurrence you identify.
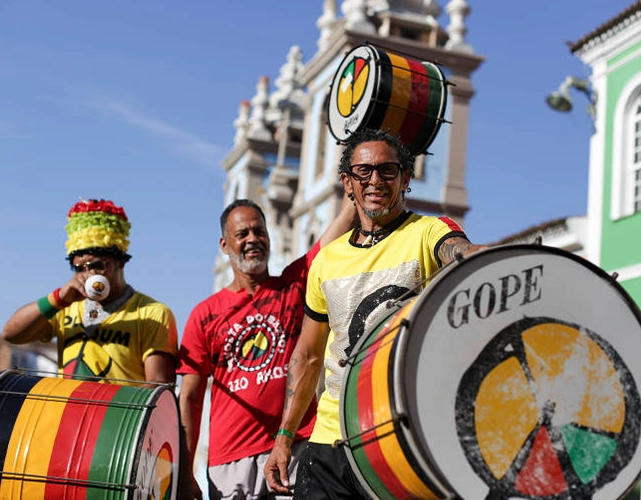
[347,193,355,201]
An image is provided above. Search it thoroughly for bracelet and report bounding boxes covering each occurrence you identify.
[37,296,59,319]
[52,288,72,308]
[276,428,295,439]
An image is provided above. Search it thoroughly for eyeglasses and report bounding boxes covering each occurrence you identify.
[347,162,402,182]
[71,260,106,273]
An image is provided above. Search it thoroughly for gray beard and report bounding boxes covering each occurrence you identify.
[229,251,269,274]
[363,207,391,220]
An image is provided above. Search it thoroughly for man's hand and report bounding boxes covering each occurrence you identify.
[264,437,293,494]
[58,274,92,304]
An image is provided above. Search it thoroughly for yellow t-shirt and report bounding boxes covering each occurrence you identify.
[305,212,464,444]
[46,291,177,383]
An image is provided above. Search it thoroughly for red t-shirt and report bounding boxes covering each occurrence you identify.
[177,243,319,466]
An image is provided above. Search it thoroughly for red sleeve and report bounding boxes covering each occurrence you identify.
[177,304,212,375]
[304,240,321,270]
[280,240,321,285]
[438,216,464,233]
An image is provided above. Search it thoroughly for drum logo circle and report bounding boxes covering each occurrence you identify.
[328,46,376,142]
[336,55,370,118]
[455,317,640,499]
[232,320,278,372]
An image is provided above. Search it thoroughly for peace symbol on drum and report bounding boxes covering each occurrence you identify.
[456,317,641,499]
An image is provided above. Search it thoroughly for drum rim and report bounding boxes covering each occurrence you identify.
[128,385,180,500]
[327,44,380,143]
[395,243,641,499]
[338,298,453,499]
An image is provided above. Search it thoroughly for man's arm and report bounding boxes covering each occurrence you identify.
[177,373,207,500]
[264,315,329,493]
[144,352,176,384]
[318,192,358,248]
[438,236,487,267]
[1,302,54,344]
[1,275,87,344]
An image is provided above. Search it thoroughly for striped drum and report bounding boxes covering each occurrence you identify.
[327,44,448,155]
[0,370,179,499]
[340,245,641,500]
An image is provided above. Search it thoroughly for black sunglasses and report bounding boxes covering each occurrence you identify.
[347,162,402,182]
[71,260,106,273]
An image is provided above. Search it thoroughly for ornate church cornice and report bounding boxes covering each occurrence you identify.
[570,1,641,55]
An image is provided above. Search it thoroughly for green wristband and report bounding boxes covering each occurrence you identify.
[37,296,58,319]
[276,428,294,439]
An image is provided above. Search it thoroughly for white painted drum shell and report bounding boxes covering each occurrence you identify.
[394,244,641,500]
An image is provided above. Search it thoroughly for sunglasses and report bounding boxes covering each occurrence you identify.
[71,260,106,273]
[347,162,402,182]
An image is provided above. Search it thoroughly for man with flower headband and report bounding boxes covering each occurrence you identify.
[1,198,178,385]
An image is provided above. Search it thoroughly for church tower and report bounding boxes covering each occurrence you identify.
[215,0,483,290]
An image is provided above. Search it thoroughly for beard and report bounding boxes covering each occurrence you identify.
[363,206,391,220]
[228,247,269,274]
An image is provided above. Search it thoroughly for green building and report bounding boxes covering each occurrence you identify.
[571,2,641,304]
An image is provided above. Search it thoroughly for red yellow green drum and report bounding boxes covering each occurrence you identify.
[0,370,179,499]
[328,44,448,155]
[340,245,641,500]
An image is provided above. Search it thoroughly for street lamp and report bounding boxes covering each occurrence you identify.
[546,76,596,119]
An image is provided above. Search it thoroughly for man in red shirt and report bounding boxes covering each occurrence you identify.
[177,196,355,500]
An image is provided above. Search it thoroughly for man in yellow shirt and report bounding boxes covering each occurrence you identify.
[264,129,484,499]
[1,198,177,384]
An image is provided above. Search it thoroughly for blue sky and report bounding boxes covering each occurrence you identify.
[0,0,634,335]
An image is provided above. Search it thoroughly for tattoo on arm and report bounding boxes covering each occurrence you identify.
[438,237,475,266]
[284,388,294,411]
[284,358,299,411]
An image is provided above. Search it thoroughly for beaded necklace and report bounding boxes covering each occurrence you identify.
[355,211,411,246]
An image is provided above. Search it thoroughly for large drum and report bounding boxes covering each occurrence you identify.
[0,370,179,499]
[340,245,641,500]
[327,44,448,155]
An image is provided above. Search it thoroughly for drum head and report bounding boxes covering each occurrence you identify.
[130,386,180,500]
[328,45,380,143]
[396,245,641,500]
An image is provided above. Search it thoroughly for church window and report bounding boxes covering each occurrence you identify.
[612,84,641,219]
[633,99,641,213]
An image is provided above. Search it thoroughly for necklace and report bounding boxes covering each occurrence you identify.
[360,227,390,246]
[357,211,410,246]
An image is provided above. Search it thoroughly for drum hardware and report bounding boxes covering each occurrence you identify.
[0,388,156,410]
[10,367,176,389]
[334,413,409,449]
[346,40,447,72]
[337,317,410,369]
[612,271,619,281]
[0,472,136,492]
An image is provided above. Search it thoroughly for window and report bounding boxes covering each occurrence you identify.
[633,99,641,213]
[612,82,641,219]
